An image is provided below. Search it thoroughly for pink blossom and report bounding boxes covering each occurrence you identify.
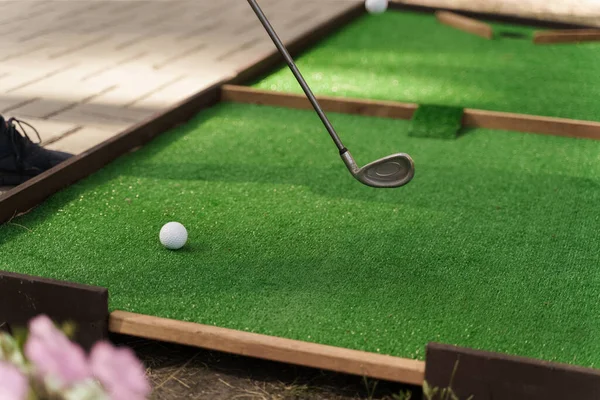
[0,362,28,400]
[90,341,150,400]
[24,315,91,386]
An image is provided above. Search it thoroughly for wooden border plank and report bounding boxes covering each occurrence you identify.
[533,29,600,44]
[0,271,108,351]
[462,108,600,140]
[221,84,418,119]
[109,310,426,385]
[221,85,600,140]
[435,11,493,39]
[425,342,600,400]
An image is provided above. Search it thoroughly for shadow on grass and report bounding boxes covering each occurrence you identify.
[114,159,600,210]
[497,30,530,39]
[2,152,599,250]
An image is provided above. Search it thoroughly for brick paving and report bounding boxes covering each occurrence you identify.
[0,0,359,158]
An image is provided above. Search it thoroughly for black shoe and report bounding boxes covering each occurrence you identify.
[0,115,73,185]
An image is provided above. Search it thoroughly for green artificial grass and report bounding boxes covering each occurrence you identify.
[2,103,600,368]
[252,11,600,122]
[409,104,464,139]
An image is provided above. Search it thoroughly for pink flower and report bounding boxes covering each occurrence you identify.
[0,362,28,400]
[24,315,91,386]
[90,341,150,400]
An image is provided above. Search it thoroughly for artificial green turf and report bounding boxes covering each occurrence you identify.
[2,102,600,367]
[409,105,463,139]
[252,11,600,122]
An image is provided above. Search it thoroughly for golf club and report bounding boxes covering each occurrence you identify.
[247,0,415,188]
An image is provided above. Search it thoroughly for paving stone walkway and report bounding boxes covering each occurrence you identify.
[0,0,359,157]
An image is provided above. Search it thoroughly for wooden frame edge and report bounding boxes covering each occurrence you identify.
[533,29,600,44]
[221,85,600,140]
[435,11,493,39]
[0,270,109,351]
[221,84,418,118]
[425,342,600,399]
[462,108,600,139]
[109,310,426,386]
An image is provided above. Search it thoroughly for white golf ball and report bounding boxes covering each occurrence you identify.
[159,222,188,250]
[365,0,388,14]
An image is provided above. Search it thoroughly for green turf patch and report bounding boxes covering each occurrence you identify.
[2,103,600,368]
[251,11,600,122]
[409,104,464,139]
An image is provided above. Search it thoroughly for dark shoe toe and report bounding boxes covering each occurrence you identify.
[47,149,73,167]
[29,146,73,170]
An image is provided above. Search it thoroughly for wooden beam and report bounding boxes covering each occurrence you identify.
[221,85,600,141]
[221,84,418,119]
[435,11,493,39]
[462,108,600,140]
[0,271,108,351]
[109,310,426,386]
[533,29,600,44]
[426,343,600,400]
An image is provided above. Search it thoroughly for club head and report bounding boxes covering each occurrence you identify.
[341,151,414,188]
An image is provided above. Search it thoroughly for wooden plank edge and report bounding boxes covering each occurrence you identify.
[221,84,418,119]
[533,29,600,44]
[222,85,600,140]
[462,108,600,140]
[425,342,600,399]
[435,11,493,39]
[0,3,365,225]
[0,271,109,351]
[109,310,425,386]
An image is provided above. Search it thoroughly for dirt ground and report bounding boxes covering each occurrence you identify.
[111,334,421,400]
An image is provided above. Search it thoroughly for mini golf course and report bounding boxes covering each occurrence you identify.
[2,101,600,369]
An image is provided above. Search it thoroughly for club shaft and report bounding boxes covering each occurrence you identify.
[247,0,346,152]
